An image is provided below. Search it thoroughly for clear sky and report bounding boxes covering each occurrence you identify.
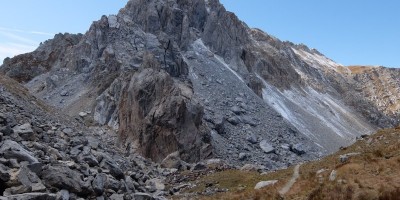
[0,0,399,68]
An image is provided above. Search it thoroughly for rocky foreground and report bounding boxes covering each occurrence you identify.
[0,75,175,199]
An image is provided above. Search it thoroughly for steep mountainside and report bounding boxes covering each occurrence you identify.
[1,0,399,170]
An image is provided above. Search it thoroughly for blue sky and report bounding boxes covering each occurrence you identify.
[1,1,399,68]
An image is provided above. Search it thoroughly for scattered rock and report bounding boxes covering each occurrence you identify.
[134,193,154,200]
[92,173,107,195]
[259,140,275,154]
[79,112,87,118]
[329,170,337,181]
[3,192,57,200]
[227,116,241,125]
[0,140,38,164]
[240,164,265,172]
[109,193,124,200]
[339,152,361,163]
[254,180,278,189]
[56,190,70,200]
[161,152,181,169]
[231,106,243,115]
[62,128,73,135]
[100,159,124,180]
[27,162,43,176]
[146,178,165,192]
[60,90,69,96]
[42,165,89,195]
[213,117,226,135]
[246,133,258,144]
[238,153,249,161]
[290,143,306,155]
[13,123,35,141]
[17,164,46,192]
[192,162,207,171]
[0,163,10,182]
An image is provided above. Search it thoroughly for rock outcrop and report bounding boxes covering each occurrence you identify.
[118,68,210,163]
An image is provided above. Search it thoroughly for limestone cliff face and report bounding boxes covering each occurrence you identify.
[0,0,399,166]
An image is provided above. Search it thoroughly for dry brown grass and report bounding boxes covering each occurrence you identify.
[175,128,400,199]
[348,65,376,74]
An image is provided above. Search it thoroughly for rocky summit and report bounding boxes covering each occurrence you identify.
[0,0,399,199]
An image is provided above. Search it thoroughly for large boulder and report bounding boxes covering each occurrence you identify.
[0,140,38,164]
[41,165,90,196]
[118,68,210,163]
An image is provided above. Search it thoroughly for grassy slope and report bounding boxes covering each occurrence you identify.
[177,127,400,200]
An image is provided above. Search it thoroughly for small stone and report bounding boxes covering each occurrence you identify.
[134,193,153,200]
[4,193,57,199]
[281,144,290,150]
[0,140,38,164]
[146,178,165,192]
[227,116,241,125]
[254,180,278,189]
[0,163,10,182]
[60,90,69,96]
[100,159,124,179]
[109,193,124,200]
[329,170,337,181]
[192,162,207,171]
[259,140,275,154]
[13,123,35,140]
[339,152,360,163]
[79,112,87,117]
[290,143,306,155]
[246,133,258,144]
[31,182,46,192]
[27,162,43,175]
[240,164,265,172]
[238,153,248,161]
[92,173,107,195]
[231,106,243,115]
[62,128,73,134]
[160,151,181,169]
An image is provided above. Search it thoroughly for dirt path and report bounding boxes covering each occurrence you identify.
[279,164,301,195]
